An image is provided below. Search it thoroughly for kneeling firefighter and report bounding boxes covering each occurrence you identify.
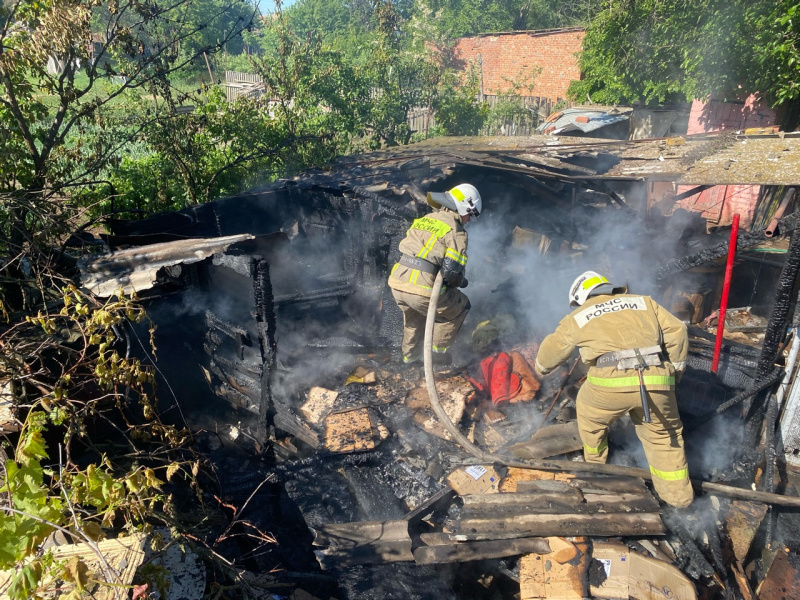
[388,184,482,364]
[534,271,693,507]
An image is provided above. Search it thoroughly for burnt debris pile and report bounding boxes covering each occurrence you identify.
[75,135,800,598]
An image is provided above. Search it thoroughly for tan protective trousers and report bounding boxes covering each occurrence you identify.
[576,382,693,508]
[391,287,469,359]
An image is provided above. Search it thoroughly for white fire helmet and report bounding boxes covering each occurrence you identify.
[569,271,627,307]
[427,183,482,218]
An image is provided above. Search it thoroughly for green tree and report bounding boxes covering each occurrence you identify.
[0,0,251,312]
[569,0,800,111]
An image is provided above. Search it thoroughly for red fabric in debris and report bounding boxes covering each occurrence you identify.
[490,353,520,405]
[470,352,524,405]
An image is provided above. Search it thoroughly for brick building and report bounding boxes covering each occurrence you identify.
[452,28,584,101]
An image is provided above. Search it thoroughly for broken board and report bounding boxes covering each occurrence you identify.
[500,467,575,492]
[301,386,339,426]
[0,533,148,600]
[520,537,588,600]
[449,474,663,540]
[590,541,696,600]
[406,376,470,441]
[758,550,800,600]
[724,500,768,565]
[324,407,384,453]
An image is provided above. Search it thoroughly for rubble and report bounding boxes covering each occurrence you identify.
[68,133,800,598]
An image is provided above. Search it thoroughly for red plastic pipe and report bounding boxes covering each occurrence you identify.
[712,213,740,373]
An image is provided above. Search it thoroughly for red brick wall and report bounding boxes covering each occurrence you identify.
[452,29,584,101]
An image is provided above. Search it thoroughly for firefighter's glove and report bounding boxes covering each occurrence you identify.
[459,278,468,289]
[441,257,466,288]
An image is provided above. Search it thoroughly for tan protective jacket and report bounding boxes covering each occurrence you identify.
[387,208,468,298]
[535,294,688,392]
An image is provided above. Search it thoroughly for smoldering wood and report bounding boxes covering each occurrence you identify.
[205,309,252,344]
[507,422,583,459]
[413,537,551,564]
[653,228,768,281]
[450,512,664,539]
[684,367,784,433]
[566,475,651,494]
[311,520,414,569]
[663,511,716,579]
[273,410,321,449]
[763,394,779,548]
[689,345,759,371]
[205,349,262,379]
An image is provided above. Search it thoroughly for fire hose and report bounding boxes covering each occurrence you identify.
[422,271,800,508]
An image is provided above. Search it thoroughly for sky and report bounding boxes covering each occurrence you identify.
[257,0,298,14]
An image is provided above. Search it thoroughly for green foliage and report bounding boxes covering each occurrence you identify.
[0,287,194,599]
[571,0,800,107]
[431,70,487,135]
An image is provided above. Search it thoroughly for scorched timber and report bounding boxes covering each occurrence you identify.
[312,520,413,569]
[413,535,551,565]
[460,492,661,515]
[449,512,664,540]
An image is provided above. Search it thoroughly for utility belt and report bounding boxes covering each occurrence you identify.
[399,254,438,275]
[595,345,663,370]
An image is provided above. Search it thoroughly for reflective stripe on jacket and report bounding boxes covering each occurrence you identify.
[534,294,688,392]
[388,209,468,297]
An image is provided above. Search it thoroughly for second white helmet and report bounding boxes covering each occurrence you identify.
[569,271,627,307]
[427,183,482,218]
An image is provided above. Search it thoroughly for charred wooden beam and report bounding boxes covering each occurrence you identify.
[763,394,779,548]
[655,210,800,281]
[404,488,456,525]
[273,409,321,449]
[205,309,252,343]
[450,512,664,540]
[254,258,277,447]
[663,511,715,579]
[594,181,635,213]
[653,228,767,281]
[745,226,800,449]
[413,535,550,564]
[312,520,414,569]
[460,490,660,516]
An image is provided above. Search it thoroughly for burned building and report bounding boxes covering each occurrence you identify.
[80,132,800,598]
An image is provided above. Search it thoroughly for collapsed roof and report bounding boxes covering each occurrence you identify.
[77,132,800,599]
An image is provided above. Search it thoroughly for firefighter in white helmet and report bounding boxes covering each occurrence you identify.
[388,184,482,364]
[534,271,693,507]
